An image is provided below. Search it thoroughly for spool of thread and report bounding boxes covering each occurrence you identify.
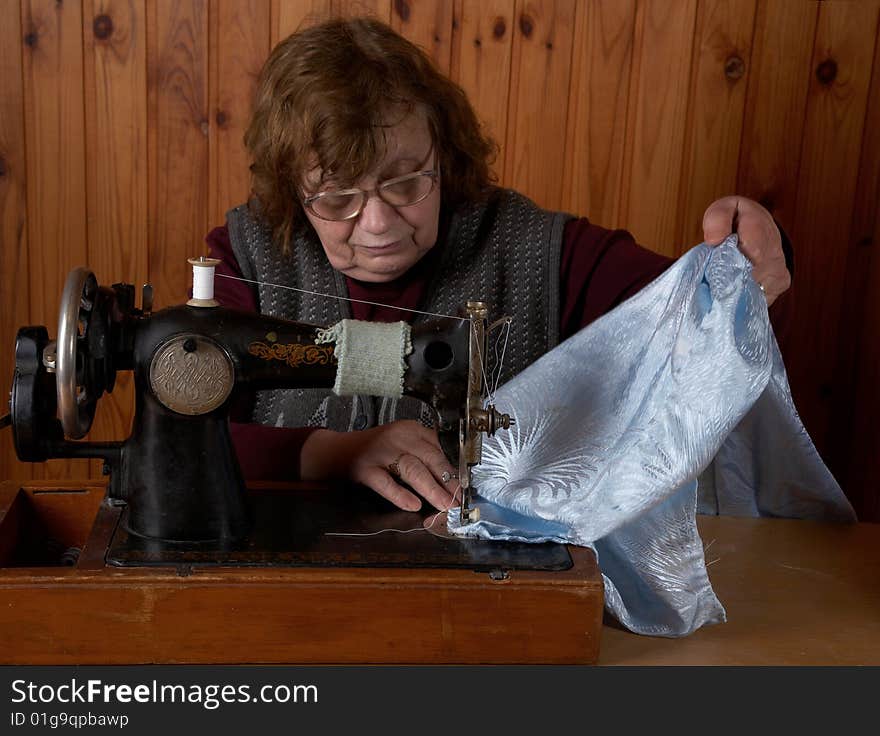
[187,257,221,307]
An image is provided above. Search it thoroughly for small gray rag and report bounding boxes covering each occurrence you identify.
[316,319,413,398]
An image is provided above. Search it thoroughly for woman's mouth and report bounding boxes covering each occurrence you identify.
[357,240,403,253]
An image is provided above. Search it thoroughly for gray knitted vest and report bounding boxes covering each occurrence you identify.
[226,188,572,431]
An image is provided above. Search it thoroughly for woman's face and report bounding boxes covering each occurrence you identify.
[301,112,441,283]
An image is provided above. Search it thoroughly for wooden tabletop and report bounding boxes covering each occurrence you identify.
[598,515,880,665]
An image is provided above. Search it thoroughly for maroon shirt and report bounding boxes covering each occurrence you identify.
[208,218,672,480]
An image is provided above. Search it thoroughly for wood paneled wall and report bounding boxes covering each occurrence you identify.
[1,0,878,520]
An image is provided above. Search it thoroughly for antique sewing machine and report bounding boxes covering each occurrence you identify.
[0,261,603,664]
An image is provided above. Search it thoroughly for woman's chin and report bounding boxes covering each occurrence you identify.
[349,250,426,282]
[346,260,412,283]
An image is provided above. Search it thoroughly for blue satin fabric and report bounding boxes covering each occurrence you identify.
[447,236,855,637]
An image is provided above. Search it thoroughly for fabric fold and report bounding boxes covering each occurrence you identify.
[448,236,854,637]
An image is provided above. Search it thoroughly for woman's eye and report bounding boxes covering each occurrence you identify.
[312,192,359,218]
[382,176,425,203]
[323,193,355,208]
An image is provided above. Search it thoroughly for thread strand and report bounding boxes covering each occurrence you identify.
[216,272,465,321]
[324,484,463,539]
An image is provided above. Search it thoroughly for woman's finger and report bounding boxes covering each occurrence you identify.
[394,452,457,511]
[736,203,779,265]
[701,196,739,245]
[413,439,460,507]
[358,465,423,512]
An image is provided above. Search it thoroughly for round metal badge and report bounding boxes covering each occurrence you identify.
[149,334,234,415]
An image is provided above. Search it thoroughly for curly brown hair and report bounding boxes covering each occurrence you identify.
[244,17,498,253]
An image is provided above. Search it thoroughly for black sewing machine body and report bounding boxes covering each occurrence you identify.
[114,304,339,543]
[0,267,603,665]
[7,266,482,541]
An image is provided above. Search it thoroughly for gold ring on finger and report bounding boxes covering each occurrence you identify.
[387,454,406,478]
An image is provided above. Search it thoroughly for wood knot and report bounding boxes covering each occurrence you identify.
[492,17,506,39]
[519,14,534,38]
[724,54,745,80]
[215,110,228,128]
[93,14,114,40]
[24,31,38,48]
[393,0,410,22]
[474,37,482,47]
[856,235,873,249]
[816,58,837,85]
[758,194,775,212]
[0,156,6,177]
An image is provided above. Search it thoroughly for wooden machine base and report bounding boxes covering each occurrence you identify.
[0,480,603,664]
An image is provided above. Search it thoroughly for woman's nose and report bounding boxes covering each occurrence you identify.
[356,192,399,234]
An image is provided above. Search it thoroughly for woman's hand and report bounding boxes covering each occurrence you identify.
[299,420,460,512]
[701,196,791,306]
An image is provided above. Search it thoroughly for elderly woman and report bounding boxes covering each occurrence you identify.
[207,17,792,514]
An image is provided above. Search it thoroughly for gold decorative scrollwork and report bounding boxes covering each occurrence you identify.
[248,341,336,368]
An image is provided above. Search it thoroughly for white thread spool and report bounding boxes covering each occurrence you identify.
[187,257,221,307]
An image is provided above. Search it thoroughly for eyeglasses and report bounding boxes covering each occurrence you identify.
[302,168,439,222]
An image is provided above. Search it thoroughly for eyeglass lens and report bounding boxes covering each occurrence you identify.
[308,171,435,221]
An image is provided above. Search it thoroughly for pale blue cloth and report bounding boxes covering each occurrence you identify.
[448,236,855,637]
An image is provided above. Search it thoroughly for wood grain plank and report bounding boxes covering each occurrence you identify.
[82,0,149,473]
[391,0,455,74]
[503,0,577,209]
[209,0,271,230]
[676,0,757,252]
[832,8,880,521]
[618,0,697,255]
[561,0,636,226]
[21,0,90,481]
[450,0,515,176]
[0,0,32,483]
[273,0,391,50]
[785,0,880,472]
[736,0,819,230]
[272,0,331,45]
[2,578,601,663]
[147,0,209,309]
[331,0,391,22]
